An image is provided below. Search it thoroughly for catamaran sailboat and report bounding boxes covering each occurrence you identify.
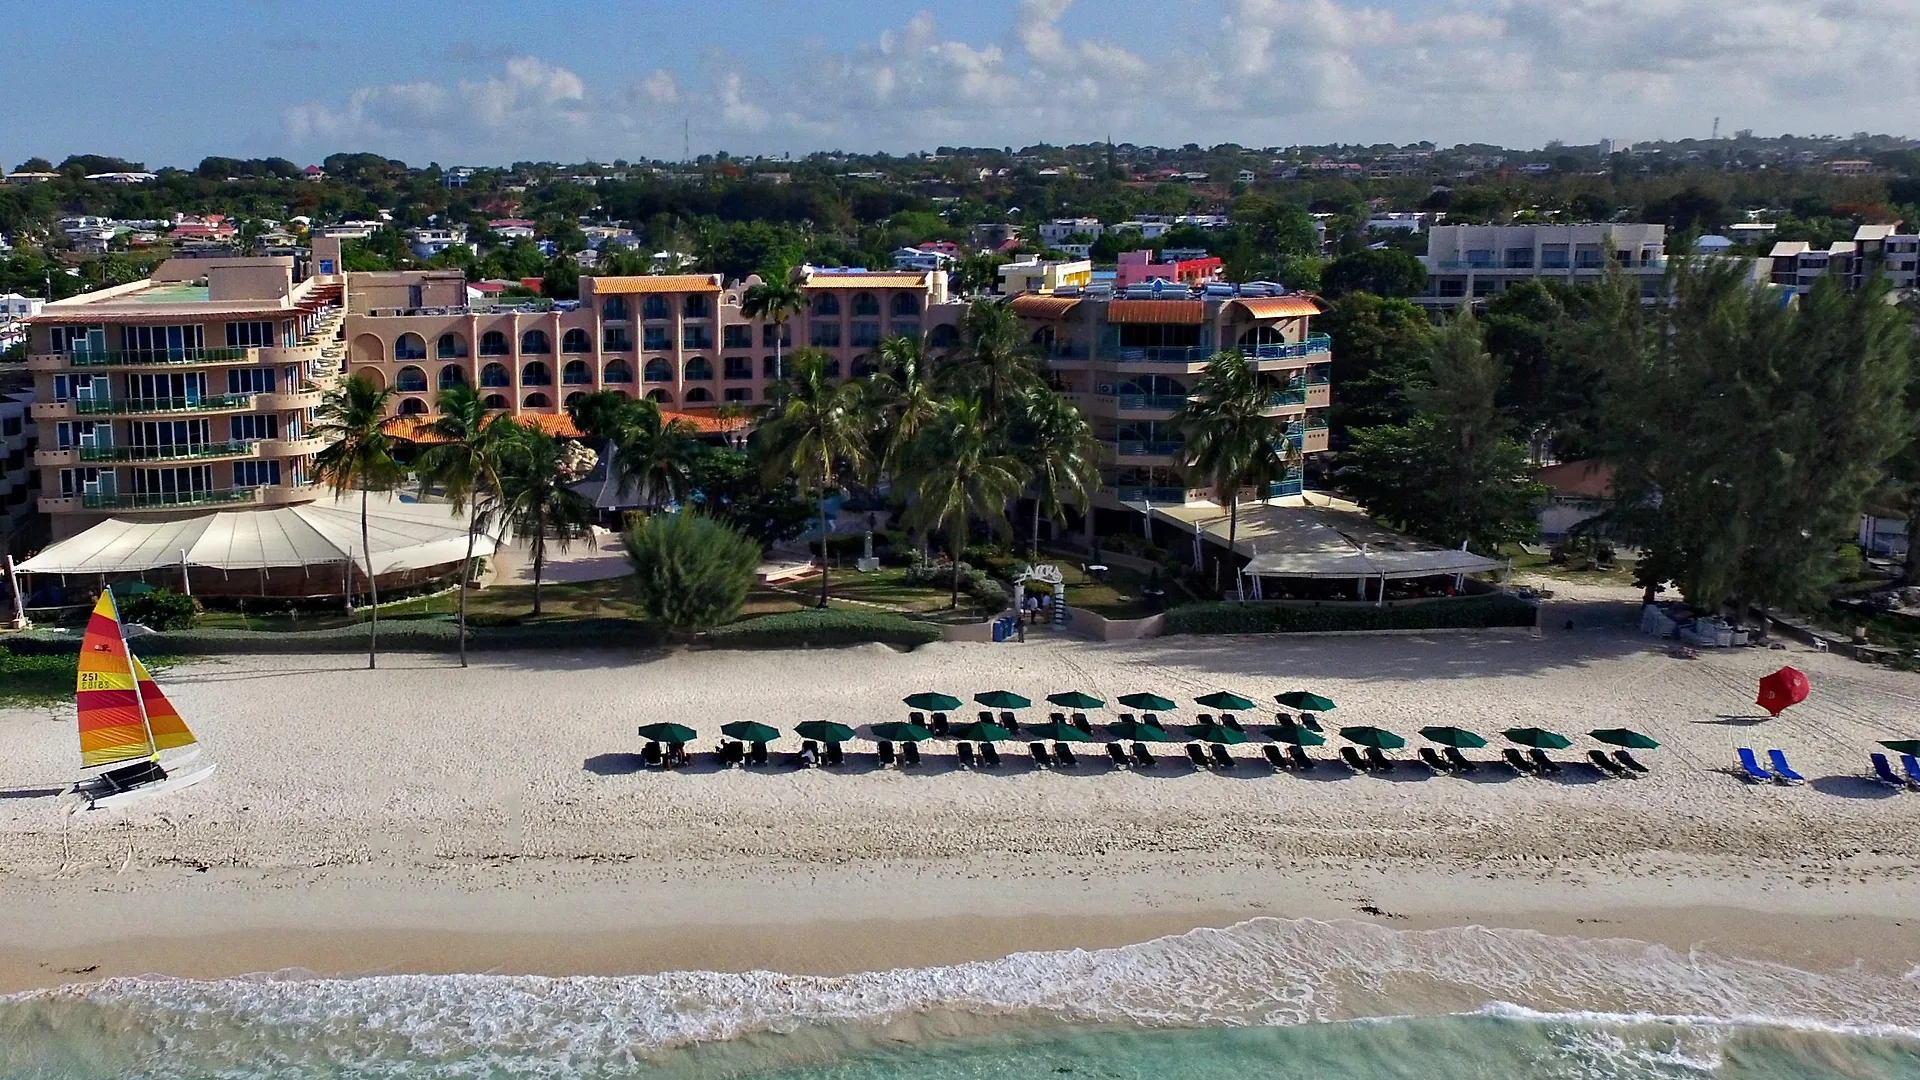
[69,591,215,809]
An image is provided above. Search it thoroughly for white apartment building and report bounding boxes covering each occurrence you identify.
[1766,225,1918,294]
[1039,217,1102,248]
[1416,223,1668,307]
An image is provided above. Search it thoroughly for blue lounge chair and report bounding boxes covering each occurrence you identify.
[1766,749,1805,785]
[1904,754,1920,790]
[1737,747,1772,783]
[1870,752,1903,788]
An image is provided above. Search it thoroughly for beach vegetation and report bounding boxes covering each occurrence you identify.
[1011,386,1102,560]
[944,299,1045,427]
[757,348,873,608]
[622,512,762,636]
[119,588,201,631]
[416,381,518,667]
[897,398,1028,607]
[703,608,943,649]
[606,396,701,510]
[1164,593,1537,634]
[683,445,817,550]
[1176,350,1300,600]
[0,646,76,705]
[313,373,412,669]
[494,423,596,616]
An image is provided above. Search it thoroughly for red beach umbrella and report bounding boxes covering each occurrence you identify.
[1755,666,1809,717]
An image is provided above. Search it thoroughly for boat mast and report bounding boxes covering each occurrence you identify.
[108,590,159,761]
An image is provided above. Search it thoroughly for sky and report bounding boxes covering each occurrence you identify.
[10,0,1920,169]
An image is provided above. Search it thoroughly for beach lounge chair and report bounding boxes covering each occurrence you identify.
[1107,743,1129,767]
[877,740,897,768]
[1503,748,1535,775]
[1870,752,1903,788]
[1737,747,1772,783]
[1364,747,1395,773]
[1209,744,1235,770]
[1528,749,1562,775]
[1144,713,1163,728]
[642,741,662,767]
[1420,747,1450,773]
[1614,750,1649,774]
[799,740,820,768]
[750,741,769,767]
[1119,712,1137,725]
[1289,745,1315,771]
[1050,711,1069,725]
[1264,745,1289,769]
[826,742,844,766]
[1589,750,1627,776]
[957,742,976,769]
[977,710,995,725]
[1000,711,1019,730]
[902,741,922,768]
[1073,714,1093,734]
[1444,747,1478,773]
[1054,742,1078,768]
[1340,746,1368,772]
[909,711,926,726]
[1301,715,1323,732]
[1223,715,1244,732]
[1186,743,1210,768]
[933,712,951,733]
[981,743,1001,768]
[668,742,689,768]
[1904,755,1920,790]
[1131,742,1155,768]
[1196,713,1215,725]
[1030,743,1052,768]
[1766,749,1805,785]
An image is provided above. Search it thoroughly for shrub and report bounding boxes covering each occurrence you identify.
[0,646,75,705]
[120,588,201,631]
[623,511,761,635]
[904,554,1009,608]
[1163,594,1538,635]
[704,609,943,649]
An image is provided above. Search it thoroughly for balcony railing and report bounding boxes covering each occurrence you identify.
[1268,388,1307,407]
[1245,334,1333,360]
[78,440,256,463]
[1117,394,1189,411]
[1114,485,1186,504]
[62,347,254,367]
[1115,439,1185,456]
[73,394,256,416]
[80,486,259,511]
[1111,344,1211,364]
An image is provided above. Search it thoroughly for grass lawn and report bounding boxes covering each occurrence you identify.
[1504,547,1639,587]
[0,650,75,707]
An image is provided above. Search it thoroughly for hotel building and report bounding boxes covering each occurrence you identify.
[1415,224,1669,308]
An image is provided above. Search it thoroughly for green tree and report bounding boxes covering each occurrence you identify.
[1320,249,1428,299]
[741,271,806,381]
[1013,387,1102,558]
[757,349,872,606]
[944,299,1042,428]
[901,398,1029,607]
[1174,351,1296,600]
[313,374,410,668]
[866,333,943,477]
[416,382,517,667]
[494,423,595,615]
[612,398,700,509]
[1320,292,1433,440]
[622,511,762,637]
[685,445,817,549]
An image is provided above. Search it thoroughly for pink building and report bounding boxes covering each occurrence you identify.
[1114,249,1224,289]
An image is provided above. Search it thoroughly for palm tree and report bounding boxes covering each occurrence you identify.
[312,374,410,668]
[903,398,1029,608]
[494,423,595,616]
[757,349,872,607]
[946,299,1043,428]
[867,333,943,478]
[567,388,635,446]
[1174,350,1298,602]
[612,398,700,510]
[741,271,806,382]
[417,382,516,667]
[1014,388,1102,560]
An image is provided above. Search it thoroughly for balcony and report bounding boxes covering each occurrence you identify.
[31,346,256,371]
[77,440,258,464]
[1244,334,1332,361]
[1113,485,1187,505]
[259,482,323,505]
[1117,394,1189,412]
[1114,439,1185,457]
[256,435,328,458]
[1267,387,1307,409]
[255,387,326,410]
[73,394,258,417]
[1305,384,1331,409]
[1108,345,1212,365]
[78,486,262,512]
[261,341,326,365]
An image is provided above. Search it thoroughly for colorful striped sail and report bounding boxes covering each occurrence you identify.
[133,655,197,753]
[74,591,198,769]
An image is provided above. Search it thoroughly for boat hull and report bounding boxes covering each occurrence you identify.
[75,756,216,810]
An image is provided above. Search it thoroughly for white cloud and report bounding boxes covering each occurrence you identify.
[283,1,1920,160]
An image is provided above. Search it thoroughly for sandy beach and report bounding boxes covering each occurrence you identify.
[4,600,1920,994]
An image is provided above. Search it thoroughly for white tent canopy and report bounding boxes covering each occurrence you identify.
[17,493,501,577]
[1149,497,1507,580]
[1242,548,1504,580]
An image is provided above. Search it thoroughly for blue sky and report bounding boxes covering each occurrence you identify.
[10,0,1918,168]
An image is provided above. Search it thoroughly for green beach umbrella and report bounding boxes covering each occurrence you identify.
[1277,691,1337,712]
[1264,723,1327,746]
[1109,719,1177,742]
[872,721,933,742]
[1505,727,1572,750]
[975,690,1033,710]
[720,721,780,743]
[1591,728,1661,750]
[1117,692,1177,712]
[795,720,855,743]
[1878,739,1920,757]
[1340,725,1405,750]
[953,720,1015,742]
[1046,691,1106,710]
[904,692,962,711]
[1419,726,1488,749]
[1187,721,1249,745]
[637,722,697,743]
[1195,691,1257,711]
[1026,719,1095,742]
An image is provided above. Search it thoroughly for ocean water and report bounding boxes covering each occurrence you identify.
[3,918,1918,1079]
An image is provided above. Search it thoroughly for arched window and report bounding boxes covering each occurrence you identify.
[398,396,428,415]
[520,329,551,354]
[643,295,669,320]
[482,393,509,410]
[643,358,672,382]
[562,328,591,353]
[480,362,510,387]
[565,391,587,408]
[395,365,428,392]
[849,353,876,378]
[646,388,673,403]
[683,294,709,318]
[603,359,633,383]
[562,359,592,384]
[604,388,630,400]
[521,361,552,385]
[1237,326,1285,348]
[851,292,879,317]
[685,386,713,402]
[522,392,551,409]
[394,333,426,361]
[351,333,384,366]
[436,332,467,358]
[890,292,921,317]
[479,331,509,356]
[810,292,840,316]
[602,296,630,320]
[354,367,387,390]
[929,323,958,347]
[439,364,466,389]
[683,356,714,381]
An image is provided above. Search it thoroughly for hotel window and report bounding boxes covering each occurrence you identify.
[724,387,752,403]
[890,293,920,317]
[1503,248,1533,268]
[127,372,208,400]
[122,324,204,360]
[227,367,276,394]
[1574,245,1604,269]
[521,329,552,354]
[1540,245,1570,269]
[723,325,753,349]
[58,467,102,496]
[132,465,213,497]
[643,295,669,320]
[602,296,630,320]
[682,325,712,349]
[234,460,282,487]
[762,356,787,379]
[723,356,752,380]
[53,420,98,449]
[51,325,105,355]
[761,323,790,348]
[128,419,210,450]
[562,328,592,353]
[683,294,709,318]
[603,328,632,351]
[1437,278,1466,297]
[231,414,279,440]
[850,292,879,317]
[643,327,670,350]
[437,333,467,358]
[809,321,841,348]
[479,331,510,355]
[850,321,881,347]
[810,293,840,317]
[643,358,672,382]
[225,321,275,348]
[891,321,920,340]
[684,357,714,381]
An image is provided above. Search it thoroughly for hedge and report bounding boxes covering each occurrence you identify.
[702,608,943,649]
[1163,594,1539,635]
[1,618,662,656]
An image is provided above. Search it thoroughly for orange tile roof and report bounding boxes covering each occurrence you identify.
[1107,299,1205,325]
[1010,295,1081,319]
[588,274,724,294]
[1231,296,1323,319]
[803,272,929,289]
[1535,460,1613,499]
[393,408,746,443]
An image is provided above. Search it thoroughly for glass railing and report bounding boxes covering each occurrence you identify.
[81,486,259,510]
[1245,334,1333,360]
[1110,345,1211,364]
[1115,439,1184,456]
[1114,485,1186,504]
[74,394,256,415]
[1267,476,1305,498]
[64,347,254,367]
[1268,388,1307,407]
[1117,394,1189,411]
[79,440,256,463]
